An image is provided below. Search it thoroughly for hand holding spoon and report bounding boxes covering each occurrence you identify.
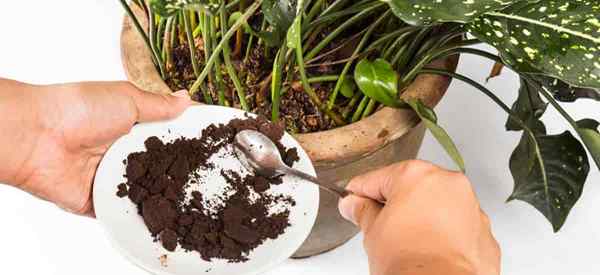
[234,130,350,198]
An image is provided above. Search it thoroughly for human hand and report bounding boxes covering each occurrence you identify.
[338,160,500,275]
[1,80,191,217]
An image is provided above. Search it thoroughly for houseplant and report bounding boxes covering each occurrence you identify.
[118,0,600,256]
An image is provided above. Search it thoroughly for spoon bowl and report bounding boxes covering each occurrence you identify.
[234,130,349,198]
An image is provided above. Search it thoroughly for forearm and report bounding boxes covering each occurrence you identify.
[0,78,42,187]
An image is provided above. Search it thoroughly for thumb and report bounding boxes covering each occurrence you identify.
[130,89,193,122]
[339,195,383,233]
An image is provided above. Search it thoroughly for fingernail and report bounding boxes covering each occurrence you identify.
[172,90,191,99]
[338,196,357,225]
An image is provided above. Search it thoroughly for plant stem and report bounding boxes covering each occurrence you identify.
[148,9,167,79]
[343,93,362,119]
[308,75,339,83]
[328,11,389,110]
[182,11,201,77]
[219,5,249,111]
[290,16,346,126]
[210,17,226,106]
[352,96,369,122]
[361,99,377,118]
[305,2,384,60]
[401,39,482,84]
[156,17,167,51]
[271,49,286,122]
[162,16,176,70]
[119,0,165,78]
[190,0,263,96]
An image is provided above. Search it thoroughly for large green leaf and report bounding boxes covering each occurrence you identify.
[385,0,520,25]
[506,78,548,132]
[407,99,466,172]
[354,58,403,107]
[150,0,220,17]
[576,119,600,170]
[509,130,590,232]
[468,0,600,89]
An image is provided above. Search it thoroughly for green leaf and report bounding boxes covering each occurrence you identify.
[385,0,520,25]
[354,58,402,107]
[260,0,298,46]
[506,78,548,132]
[576,119,600,170]
[509,131,590,232]
[286,15,302,49]
[467,0,600,89]
[263,0,297,34]
[407,99,466,172]
[534,75,600,102]
[340,78,356,98]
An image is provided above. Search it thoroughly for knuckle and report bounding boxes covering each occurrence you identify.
[393,160,435,177]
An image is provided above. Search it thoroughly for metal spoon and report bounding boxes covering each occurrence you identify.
[233,130,349,198]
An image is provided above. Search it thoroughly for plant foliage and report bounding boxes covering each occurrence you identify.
[121,0,600,231]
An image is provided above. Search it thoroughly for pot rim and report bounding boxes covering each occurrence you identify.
[120,5,458,164]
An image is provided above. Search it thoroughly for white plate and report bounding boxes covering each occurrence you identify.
[93,105,319,275]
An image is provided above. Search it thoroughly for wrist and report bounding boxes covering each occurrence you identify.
[384,251,477,275]
[0,79,44,188]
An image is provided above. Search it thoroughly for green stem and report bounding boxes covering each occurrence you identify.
[162,16,175,70]
[182,11,201,77]
[148,10,167,79]
[352,96,369,122]
[272,49,287,121]
[305,2,384,60]
[361,99,377,118]
[119,0,164,78]
[190,0,263,96]
[343,93,362,119]
[401,39,482,84]
[156,17,167,52]
[308,75,340,83]
[328,11,389,110]
[210,18,226,106]
[219,5,249,111]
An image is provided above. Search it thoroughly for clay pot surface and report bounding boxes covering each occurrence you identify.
[120,5,458,258]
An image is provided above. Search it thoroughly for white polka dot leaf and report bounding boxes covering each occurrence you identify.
[509,130,590,232]
[384,0,521,25]
[467,0,600,90]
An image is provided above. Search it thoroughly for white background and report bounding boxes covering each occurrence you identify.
[0,1,598,274]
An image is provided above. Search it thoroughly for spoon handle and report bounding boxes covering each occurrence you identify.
[280,167,350,198]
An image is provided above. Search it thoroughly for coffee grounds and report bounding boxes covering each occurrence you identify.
[117,116,299,262]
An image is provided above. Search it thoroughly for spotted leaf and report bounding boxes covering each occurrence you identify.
[509,130,590,232]
[385,0,521,25]
[506,78,548,132]
[467,0,600,89]
[534,75,600,102]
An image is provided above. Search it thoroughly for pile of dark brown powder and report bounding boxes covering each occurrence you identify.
[116,116,300,262]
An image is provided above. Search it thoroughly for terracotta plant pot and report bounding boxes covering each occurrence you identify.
[120,5,458,258]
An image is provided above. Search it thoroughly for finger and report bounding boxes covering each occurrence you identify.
[338,195,383,232]
[128,87,193,122]
[346,160,439,202]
